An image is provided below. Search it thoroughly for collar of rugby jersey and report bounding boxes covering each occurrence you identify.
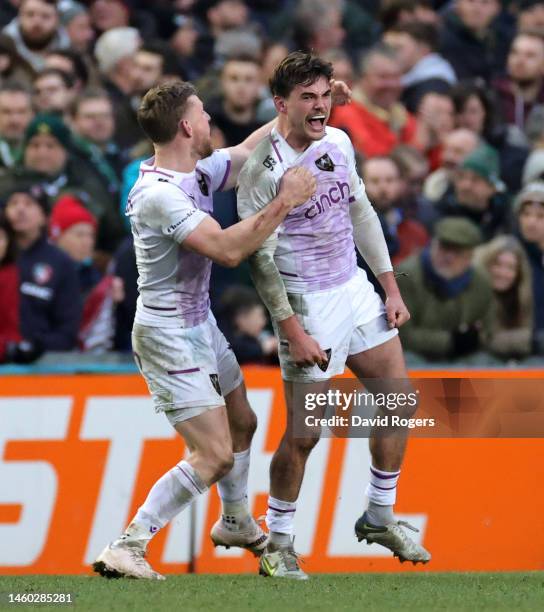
[269,126,324,164]
[140,157,197,182]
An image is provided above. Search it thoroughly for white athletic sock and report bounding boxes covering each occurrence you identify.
[217,448,251,527]
[266,496,296,545]
[217,448,250,505]
[116,460,208,548]
[364,465,400,526]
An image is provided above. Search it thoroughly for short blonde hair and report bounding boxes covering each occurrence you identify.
[137,80,196,145]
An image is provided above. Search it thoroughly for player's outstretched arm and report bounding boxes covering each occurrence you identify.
[224,119,277,191]
[184,167,316,267]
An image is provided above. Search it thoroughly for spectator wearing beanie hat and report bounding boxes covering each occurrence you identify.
[59,2,94,54]
[49,194,101,297]
[48,193,123,353]
[434,143,510,241]
[514,181,544,353]
[2,180,82,353]
[0,113,124,253]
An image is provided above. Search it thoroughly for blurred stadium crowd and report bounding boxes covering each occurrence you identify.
[0,0,543,366]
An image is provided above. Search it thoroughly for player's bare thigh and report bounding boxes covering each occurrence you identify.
[347,334,407,379]
[347,335,414,403]
[174,405,233,484]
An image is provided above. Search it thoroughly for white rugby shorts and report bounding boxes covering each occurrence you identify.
[132,313,243,425]
[276,269,398,382]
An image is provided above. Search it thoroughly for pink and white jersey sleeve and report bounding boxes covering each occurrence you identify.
[152,182,209,242]
[197,148,232,192]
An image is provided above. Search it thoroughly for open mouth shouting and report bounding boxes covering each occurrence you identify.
[306,114,326,133]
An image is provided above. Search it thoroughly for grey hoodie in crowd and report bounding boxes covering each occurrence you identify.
[2,18,70,73]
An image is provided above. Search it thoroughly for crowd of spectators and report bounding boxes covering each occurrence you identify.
[0,0,543,366]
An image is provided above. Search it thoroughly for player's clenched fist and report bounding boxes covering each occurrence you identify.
[278,166,316,209]
[288,329,328,368]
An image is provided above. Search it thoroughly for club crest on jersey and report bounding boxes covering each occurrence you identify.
[315,154,334,172]
[209,373,221,395]
[197,173,209,196]
[317,348,332,372]
[33,263,53,285]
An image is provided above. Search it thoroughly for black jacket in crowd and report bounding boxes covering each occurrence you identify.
[18,235,82,351]
[439,11,511,83]
[434,187,511,242]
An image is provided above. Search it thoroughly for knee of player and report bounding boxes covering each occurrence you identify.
[395,392,419,419]
[291,434,320,456]
[228,410,258,452]
[208,448,235,481]
[241,407,258,438]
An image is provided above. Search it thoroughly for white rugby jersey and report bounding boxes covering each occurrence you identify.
[237,126,370,292]
[126,149,231,328]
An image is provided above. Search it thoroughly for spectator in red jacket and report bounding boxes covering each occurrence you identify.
[0,213,20,362]
[0,212,43,363]
[329,43,419,158]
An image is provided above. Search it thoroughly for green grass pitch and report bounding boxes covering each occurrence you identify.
[1,573,543,611]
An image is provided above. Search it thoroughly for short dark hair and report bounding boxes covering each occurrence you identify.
[0,80,32,98]
[46,49,89,85]
[137,80,197,145]
[70,88,112,117]
[34,67,75,90]
[450,80,496,138]
[222,53,261,70]
[20,0,58,10]
[380,0,432,30]
[387,22,438,52]
[269,51,333,98]
[219,285,263,322]
[139,40,182,78]
[361,155,402,177]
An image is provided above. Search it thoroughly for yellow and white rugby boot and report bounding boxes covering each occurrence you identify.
[258,541,308,580]
[354,511,431,565]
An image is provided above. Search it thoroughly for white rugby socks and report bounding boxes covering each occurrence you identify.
[266,496,296,547]
[217,448,251,527]
[115,460,208,548]
[365,465,400,526]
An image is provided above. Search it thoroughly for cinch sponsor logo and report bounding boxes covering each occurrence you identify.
[304,181,350,219]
